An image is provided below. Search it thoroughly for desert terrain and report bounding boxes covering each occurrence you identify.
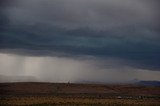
[0,82,160,106]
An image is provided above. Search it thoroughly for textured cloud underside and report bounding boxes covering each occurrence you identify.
[0,0,160,82]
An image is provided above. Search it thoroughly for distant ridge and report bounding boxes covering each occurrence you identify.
[0,75,37,82]
[135,81,160,87]
[0,75,160,86]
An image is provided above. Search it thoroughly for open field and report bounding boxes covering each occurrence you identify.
[0,82,160,106]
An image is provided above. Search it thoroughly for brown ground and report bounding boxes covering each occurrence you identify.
[0,82,160,106]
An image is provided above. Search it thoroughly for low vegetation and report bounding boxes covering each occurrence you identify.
[0,83,159,106]
[1,96,160,106]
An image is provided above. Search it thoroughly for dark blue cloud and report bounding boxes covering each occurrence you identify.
[0,0,160,71]
[1,23,160,70]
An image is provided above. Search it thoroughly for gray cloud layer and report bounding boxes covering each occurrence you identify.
[0,0,160,82]
[2,0,160,30]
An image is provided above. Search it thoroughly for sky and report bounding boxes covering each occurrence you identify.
[0,0,160,83]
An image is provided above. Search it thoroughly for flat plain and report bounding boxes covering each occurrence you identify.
[0,82,160,106]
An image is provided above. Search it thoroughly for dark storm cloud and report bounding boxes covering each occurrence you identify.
[0,0,160,71]
[2,0,160,30]
[1,27,160,70]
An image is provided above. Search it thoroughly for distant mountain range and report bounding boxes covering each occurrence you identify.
[135,81,160,87]
[0,75,159,86]
[0,75,38,82]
